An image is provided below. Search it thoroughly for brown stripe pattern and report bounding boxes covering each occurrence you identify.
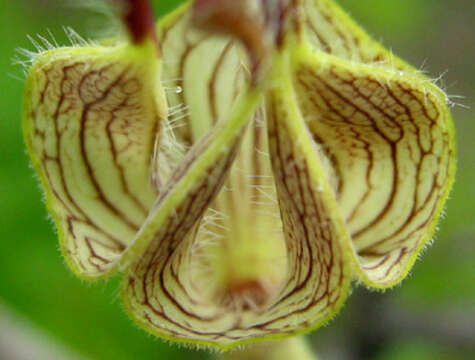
[123,129,252,345]
[160,8,245,145]
[120,0,453,347]
[303,0,411,69]
[24,45,164,277]
[304,0,362,59]
[124,111,340,346]
[123,6,296,346]
[293,0,454,286]
[23,0,455,350]
[294,59,453,285]
[266,92,350,335]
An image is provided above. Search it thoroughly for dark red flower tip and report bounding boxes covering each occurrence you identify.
[122,0,158,45]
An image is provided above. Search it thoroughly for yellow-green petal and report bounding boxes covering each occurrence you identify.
[23,0,456,350]
[121,85,265,350]
[158,1,249,145]
[265,49,353,341]
[23,39,167,279]
[293,0,456,287]
[291,44,455,288]
[122,1,292,349]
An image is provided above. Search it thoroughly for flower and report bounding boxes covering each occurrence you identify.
[22,0,455,350]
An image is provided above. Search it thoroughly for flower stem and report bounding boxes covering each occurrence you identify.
[218,337,319,360]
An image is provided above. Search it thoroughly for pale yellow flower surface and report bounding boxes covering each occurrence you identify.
[22,0,455,350]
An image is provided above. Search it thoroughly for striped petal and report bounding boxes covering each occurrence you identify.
[296,0,456,287]
[122,1,283,349]
[122,0,455,348]
[23,39,167,279]
[122,95,268,349]
[158,2,251,145]
[264,50,353,343]
[23,0,456,351]
[293,48,455,287]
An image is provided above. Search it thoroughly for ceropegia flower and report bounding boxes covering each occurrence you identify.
[22,0,455,351]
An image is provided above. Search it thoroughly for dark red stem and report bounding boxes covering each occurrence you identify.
[122,0,158,45]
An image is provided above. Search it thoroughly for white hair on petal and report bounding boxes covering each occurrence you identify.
[13,27,97,78]
[13,0,130,77]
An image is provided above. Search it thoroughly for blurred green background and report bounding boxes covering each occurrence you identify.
[0,0,473,359]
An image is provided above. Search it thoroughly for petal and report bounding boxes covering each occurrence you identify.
[122,4,282,349]
[290,44,455,287]
[158,2,250,145]
[302,0,373,60]
[121,80,265,351]
[23,40,167,279]
[122,21,357,346]
[123,2,317,349]
[265,51,353,340]
[302,0,423,72]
